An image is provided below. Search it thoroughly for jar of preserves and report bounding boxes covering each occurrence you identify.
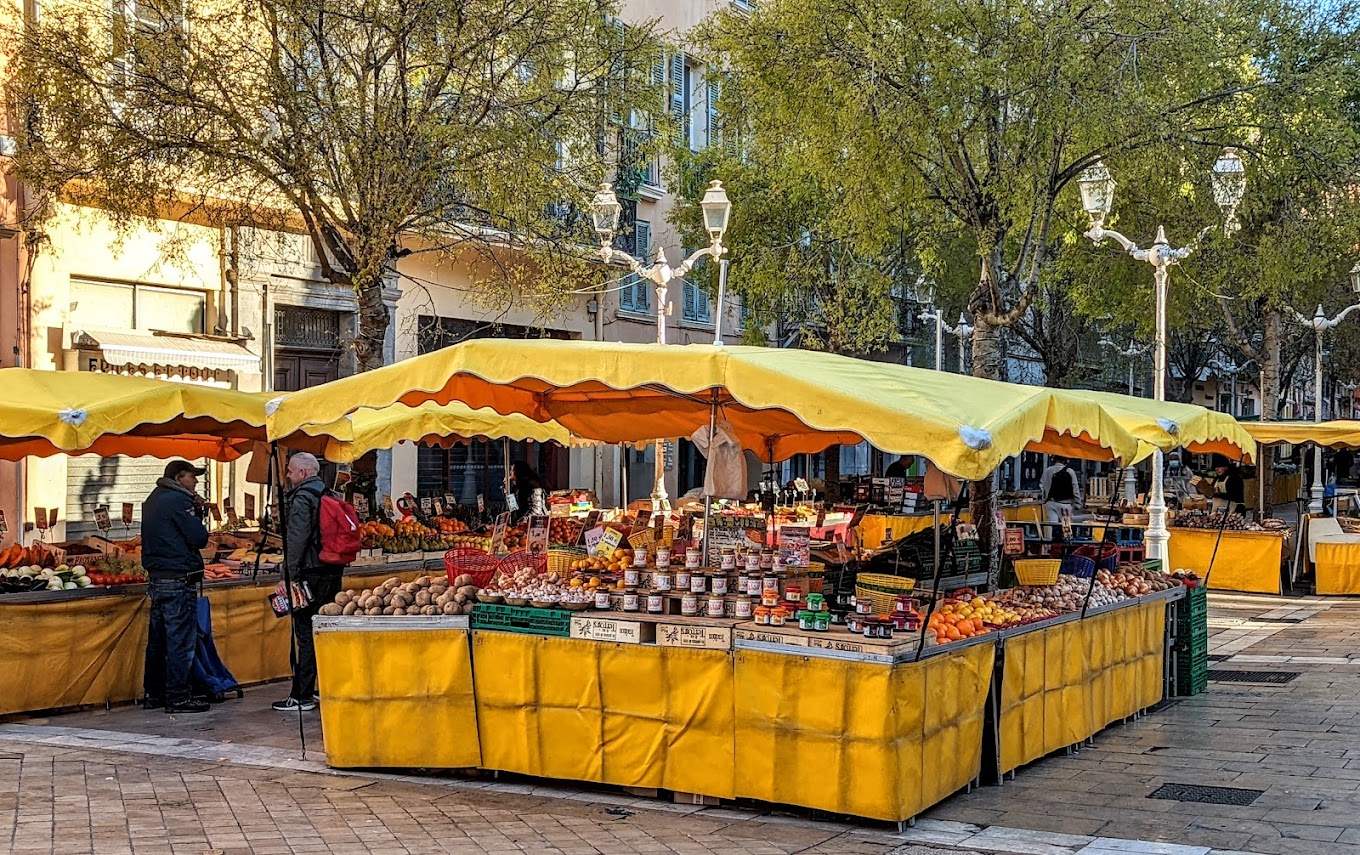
[633,549,649,568]
[685,547,702,570]
[706,597,725,618]
[797,610,815,631]
[745,574,763,597]
[651,571,672,591]
[622,590,640,612]
[655,546,671,569]
[745,549,762,573]
[734,596,752,619]
[769,606,788,626]
[675,569,691,591]
[854,596,874,615]
[690,573,707,594]
[784,584,803,604]
[647,593,664,613]
[762,573,779,593]
[805,593,825,612]
[813,611,831,632]
[753,605,771,626]
[720,548,737,572]
[681,592,699,616]
[594,591,612,610]
[711,574,729,595]
[760,549,776,571]
[760,589,781,607]
[623,568,641,587]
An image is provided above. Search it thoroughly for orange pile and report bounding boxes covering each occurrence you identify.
[926,610,988,642]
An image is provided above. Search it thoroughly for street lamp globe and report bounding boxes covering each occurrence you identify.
[1078,161,1115,231]
[1348,262,1360,294]
[1211,148,1246,231]
[699,180,732,244]
[590,182,621,245]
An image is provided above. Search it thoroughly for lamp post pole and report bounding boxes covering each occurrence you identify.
[591,180,732,513]
[1289,285,1360,515]
[1102,337,1149,501]
[1078,149,1246,562]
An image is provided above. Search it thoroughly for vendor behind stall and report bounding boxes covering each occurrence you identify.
[885,454,917,479]
[509,461,549,520]
[1211,454,1246,514]
[1040,457,1082,523]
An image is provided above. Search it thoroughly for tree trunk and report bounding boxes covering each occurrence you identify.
[970,311,1006,586]
[354,269,393,373]
[1259,309,1282,514]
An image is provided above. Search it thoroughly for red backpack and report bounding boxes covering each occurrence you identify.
[318,494,362,566]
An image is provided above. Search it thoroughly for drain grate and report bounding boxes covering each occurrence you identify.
[1208,669,1299,684]
[1149,783,1263,805]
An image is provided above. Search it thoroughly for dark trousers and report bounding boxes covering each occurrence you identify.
[145,578,199,704]
[289,572,341,700]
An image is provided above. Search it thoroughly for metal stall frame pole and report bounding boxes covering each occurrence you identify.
[700,393,719,566]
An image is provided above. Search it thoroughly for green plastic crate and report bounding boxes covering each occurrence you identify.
[470,603,572,637]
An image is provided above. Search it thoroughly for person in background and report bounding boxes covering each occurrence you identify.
[884,454,917,479]
[509,461,549,520]
[1211,454,1246,515]
[1040,457,1083,523]
[1332,448,1354,486]
[273,452,342,713]
[142,460,211,715]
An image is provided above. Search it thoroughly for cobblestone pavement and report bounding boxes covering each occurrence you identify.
[3,591,1359,855]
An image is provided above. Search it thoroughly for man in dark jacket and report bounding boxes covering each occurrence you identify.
[142,460,211,714]
[274,452,342,712]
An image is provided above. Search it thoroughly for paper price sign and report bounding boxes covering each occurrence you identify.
[584,525,606,556]
[0,510,7,534]
[635,508,652,527]
[94,506,113,532]
[476,494,485,514]
[506,493,519,513]
[432,498,444,516]
[445,494,456,512]
[1003,528,1025,556]
[794,478,809,493]
[223,497,240,528]
[33,507,47,531]
[353,494,370,521]
[596,527,624,559]
[48,508,58,529]
[579,512,601,546]
[242,494,256,521]
[420,497,433,516]
[491,512,511,553]
[122,503,135,526]
[206,503,222,524]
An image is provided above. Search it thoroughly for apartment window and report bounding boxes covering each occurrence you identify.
[619,221,652,315]
[682,281,711,324]
[737,294,749,330]
[670,54,693,150]
[70,278,206,334]
[112,0,187,86]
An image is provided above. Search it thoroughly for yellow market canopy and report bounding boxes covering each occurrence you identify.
[315,401,576,463]
[264,340,1143,481]
[1242,421,1360,448]
[1053,390,1256,463]
[0,368,331,460]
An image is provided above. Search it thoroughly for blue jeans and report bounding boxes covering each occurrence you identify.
[144,578,199,705]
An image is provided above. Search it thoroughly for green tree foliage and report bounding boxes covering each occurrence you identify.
[5,0,659,368]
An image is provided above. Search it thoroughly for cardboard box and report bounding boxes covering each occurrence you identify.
[569,615,656,644]
[655,621,733,650]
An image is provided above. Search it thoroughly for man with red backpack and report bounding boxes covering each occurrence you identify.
[273,452,358,712]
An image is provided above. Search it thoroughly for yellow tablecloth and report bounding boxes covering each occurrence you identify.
[472,631,736,798]
[1167,528,1283,595]
[733,642,994,822]
[316,622,481,769]
[860,503,1044,548]
[998,601,1165,775]
[1315,541,1360,595]
[0,565,425,716]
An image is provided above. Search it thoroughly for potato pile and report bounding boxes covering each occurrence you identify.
[316,574,478,617]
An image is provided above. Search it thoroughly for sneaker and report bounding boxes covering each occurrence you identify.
[312,693,320,704]
[164,699,211,714]
[141,696,165,710]
[272,697,317,712]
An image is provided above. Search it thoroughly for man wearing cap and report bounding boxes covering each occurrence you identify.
[142,460,212,714]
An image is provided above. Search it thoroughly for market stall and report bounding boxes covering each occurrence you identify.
[1167,517,1287,595]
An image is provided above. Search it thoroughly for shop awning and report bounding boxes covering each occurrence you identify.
[1242,421,1360,448]
[312,401,579,463]
[264,340,1144,480]
[72,329,260,373]
[1052,389,1256,463]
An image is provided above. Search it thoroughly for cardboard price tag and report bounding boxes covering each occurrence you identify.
[353,494,370,521]
[528,515,550,555]
[205,503,221,525]
[244,493,257,522]
[223,497,240,529]
[33,507,48,532]
[122,503,135,527]
[94,506,113,532]
[584,525,606,556]
[476,494,485,515]
[445,494,457,513]
[635,508,652,527]
[420,496,433,516]
[578,510,601,545]
[491,512,511,553]
[506,492,520,513]
[0,509,8,535]
[596,527,624,559]
[1003,528,1025,556]
[47,508,58,529]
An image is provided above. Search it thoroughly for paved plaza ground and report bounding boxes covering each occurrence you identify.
[3,589,1359,855]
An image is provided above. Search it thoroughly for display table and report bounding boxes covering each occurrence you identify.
[1167,528,1284,594]
[0,562,431,716]
[472,630,735,798]
[996,596,1169,776]
[314,615,480,769]
[732,629,994,823]
[1314,540,1360,595]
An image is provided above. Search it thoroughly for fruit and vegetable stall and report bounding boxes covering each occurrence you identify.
[312,521,1195,826]
[1166,511,1290,594]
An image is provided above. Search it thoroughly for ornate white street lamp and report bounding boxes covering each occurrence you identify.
[1078,148,1246,561]
[591,180,732,511]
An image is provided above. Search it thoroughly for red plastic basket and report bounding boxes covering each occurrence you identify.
[498,548,548,577]
[443,548,500,589]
